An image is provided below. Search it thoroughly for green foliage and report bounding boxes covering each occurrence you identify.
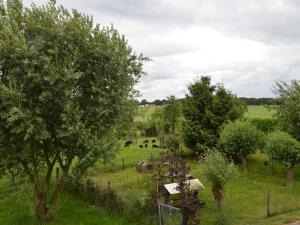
[203,150,237,190]
[239,97,280,106]
[65,177,125,213]
[275,80,300,141]
[219,120,264,164]
[264,131,300,168]
[182,76,246,155]
[0,0,146,218]
[165,133,181,150]
[248,117,279,133]
[162,95,182,134]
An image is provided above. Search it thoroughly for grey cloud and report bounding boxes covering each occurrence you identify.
[22,0,300,101]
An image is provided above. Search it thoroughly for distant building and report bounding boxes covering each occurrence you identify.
[145,103,156,107]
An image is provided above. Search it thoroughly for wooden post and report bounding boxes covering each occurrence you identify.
[267,188,271,217]
[122,157,125,170]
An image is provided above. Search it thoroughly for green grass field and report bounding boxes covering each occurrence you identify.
[244,105,277,118]
[136,105,277,120]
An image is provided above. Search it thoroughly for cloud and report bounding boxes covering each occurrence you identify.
[23,0,300,101]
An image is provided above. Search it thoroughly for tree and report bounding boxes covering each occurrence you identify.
[203,150,237,208]
[140,99,148,105]
[275,80,300,141]
[219,120,264,169]
[264,131,300,186]
[153,99,163,106]
[163,95,182,134]
[0,0,146,219]
[182,76,245,155]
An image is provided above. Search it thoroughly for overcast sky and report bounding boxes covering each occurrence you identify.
[23,0,300,101]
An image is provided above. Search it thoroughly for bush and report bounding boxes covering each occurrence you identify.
[248,117,279,133]
[264,131,300,186]
[219,120,264,169]
[143,124,158,137]
[165,134,181,150]
[65,176,125,213]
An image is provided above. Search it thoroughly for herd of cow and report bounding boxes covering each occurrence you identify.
[124,139,160,148]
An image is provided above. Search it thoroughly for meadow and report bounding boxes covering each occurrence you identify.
[1,105,300,225]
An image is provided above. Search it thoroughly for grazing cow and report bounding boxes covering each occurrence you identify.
[152,144,160,148]
[143,140,149,144]
[124,140,132,147]
[139,145,144,148]
[145,144,148,148]
[152,139,156,143]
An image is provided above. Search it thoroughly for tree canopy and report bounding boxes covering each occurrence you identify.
[182,76,246,155]
[219,120,264,168]
[275,80,300,141]
[264,131,300,186]
[0,0,146,218]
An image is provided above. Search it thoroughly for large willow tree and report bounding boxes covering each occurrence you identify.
[0,0,146,219]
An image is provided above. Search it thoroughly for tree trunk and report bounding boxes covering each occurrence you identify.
[181,213,189,225]
[241,156,248,171]
[213,187,224,208]
[287,167,294,186]
[36,192,48,220]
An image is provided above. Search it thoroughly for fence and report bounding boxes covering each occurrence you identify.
[158,201,182,225]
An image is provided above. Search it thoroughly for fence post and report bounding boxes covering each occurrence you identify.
[267,188,271,217]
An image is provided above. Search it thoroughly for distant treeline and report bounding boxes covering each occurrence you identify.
[238,97,280,105]
[139,97,280,106]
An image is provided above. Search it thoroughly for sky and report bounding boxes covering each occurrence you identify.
[23,0,300,101]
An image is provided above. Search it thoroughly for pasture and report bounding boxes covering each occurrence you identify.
[244,105,277,118]
[137,105,277,121]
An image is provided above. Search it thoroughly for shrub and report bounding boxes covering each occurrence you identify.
[165,134,181,150]
[219,120,264,169]
[65,176,125,213]
[264,131,300,186]
[203,150,237,207]
[248,117,279,133]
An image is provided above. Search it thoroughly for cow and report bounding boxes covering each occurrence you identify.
[139,145,144,148]
[152,139,156,143]
[152,144,160,148]
[124,140,132,147]
[143,140,149,144]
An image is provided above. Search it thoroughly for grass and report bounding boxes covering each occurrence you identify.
[137,105,277,120]
[244,105,276,118]
[0,177,137,225]
[89,141,300,225]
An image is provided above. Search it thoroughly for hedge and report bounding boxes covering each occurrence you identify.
[247,117,279,133]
